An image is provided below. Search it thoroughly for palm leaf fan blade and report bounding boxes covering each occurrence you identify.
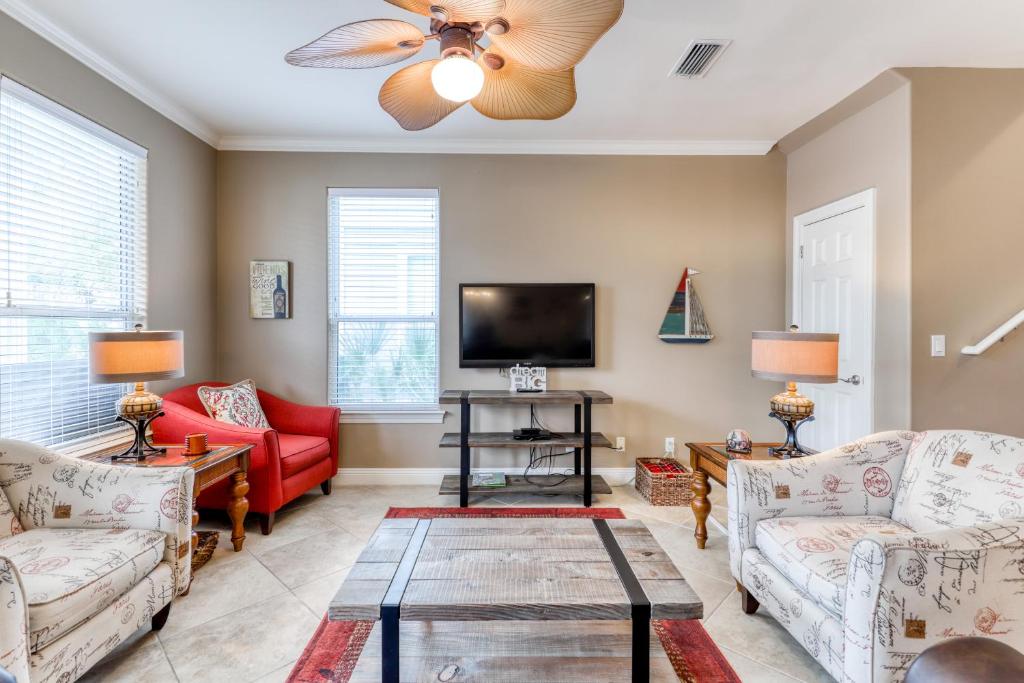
[379,60,465,130]
[473,51,576,120]
[285,19,425,69]
[384,0,506,24]
[487,0,624,72]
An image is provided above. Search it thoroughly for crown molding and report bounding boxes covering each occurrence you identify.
[0,0,219,147]
[217,136,776,155]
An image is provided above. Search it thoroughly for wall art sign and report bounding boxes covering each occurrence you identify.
[509,364,547,392]
[250,260,290,319]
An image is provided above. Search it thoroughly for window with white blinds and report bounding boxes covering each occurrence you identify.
[328,188,439,413]
[0,77,148,446]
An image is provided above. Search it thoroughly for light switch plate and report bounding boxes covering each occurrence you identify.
[931,335,946,357]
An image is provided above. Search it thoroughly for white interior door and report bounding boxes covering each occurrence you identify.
[795,190,875,451]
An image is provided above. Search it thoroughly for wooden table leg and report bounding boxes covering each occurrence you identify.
[692,469,711,549]
[227,470,250,552]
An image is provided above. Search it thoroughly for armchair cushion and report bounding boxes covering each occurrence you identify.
[0,527,165,651]
[728,430,916,582]
[278,434,331,479]
[755,516,912,618]
[197,379,270,429]
[892,430,1024,533]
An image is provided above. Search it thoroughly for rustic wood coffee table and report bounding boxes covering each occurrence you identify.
[330,517,702,683]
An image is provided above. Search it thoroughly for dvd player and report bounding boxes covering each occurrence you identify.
[512,428,555,441]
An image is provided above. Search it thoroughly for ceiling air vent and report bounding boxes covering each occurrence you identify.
[670,39,731,79]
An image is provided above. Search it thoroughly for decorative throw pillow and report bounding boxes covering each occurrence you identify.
[197,379,270,429]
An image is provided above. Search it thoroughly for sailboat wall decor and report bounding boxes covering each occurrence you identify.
[658,268,714,344]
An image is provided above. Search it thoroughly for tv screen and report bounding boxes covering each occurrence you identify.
[460,283,595,368]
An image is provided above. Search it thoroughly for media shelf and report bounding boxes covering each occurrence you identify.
[438,390,614,507]
[439,474,614,497]
[438,432,612,449]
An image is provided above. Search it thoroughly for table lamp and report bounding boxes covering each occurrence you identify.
[89,325,185,460]
[751,326,838,458]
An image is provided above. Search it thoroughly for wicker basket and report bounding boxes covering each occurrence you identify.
[635,457,694,506]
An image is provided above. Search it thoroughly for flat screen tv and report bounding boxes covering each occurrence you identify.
[459,283,595,368]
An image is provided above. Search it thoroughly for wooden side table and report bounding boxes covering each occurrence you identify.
[84,443,252,558]
[686,442,784,549]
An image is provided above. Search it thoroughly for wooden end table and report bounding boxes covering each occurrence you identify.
[686,442,788,550]
[84,443,252,560]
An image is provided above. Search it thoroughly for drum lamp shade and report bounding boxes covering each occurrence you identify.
[89,330,185,384]
[751,331,839,384]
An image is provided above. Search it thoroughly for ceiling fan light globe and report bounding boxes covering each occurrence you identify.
[431,55,484,102]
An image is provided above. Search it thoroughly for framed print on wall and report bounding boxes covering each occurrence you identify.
[250,260,291,319]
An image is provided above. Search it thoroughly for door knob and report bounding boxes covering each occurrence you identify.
[838,374,862,386]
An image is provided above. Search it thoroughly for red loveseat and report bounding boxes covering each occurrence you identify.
[154,382,341,534]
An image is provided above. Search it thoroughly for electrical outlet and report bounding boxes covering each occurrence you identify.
[615,436,626,451]
[931,335,946,357]
[665,437,675,455]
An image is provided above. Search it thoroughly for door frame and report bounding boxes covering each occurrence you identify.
[791,187,877,436]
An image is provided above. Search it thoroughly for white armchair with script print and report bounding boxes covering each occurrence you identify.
[728,430,1024,682]
[0,439,193,683]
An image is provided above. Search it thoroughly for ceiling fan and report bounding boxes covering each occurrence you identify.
[285,0,624,131]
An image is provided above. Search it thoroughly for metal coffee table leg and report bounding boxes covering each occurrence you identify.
[379,519,431,683]
[593,519,652,682]
[632,602,652,682]
[381,604,399,683]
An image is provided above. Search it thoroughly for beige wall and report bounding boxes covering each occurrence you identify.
[216,152,787,468]
[782,72,913,432]
[903,68,1024,434]
[0,13,218,390]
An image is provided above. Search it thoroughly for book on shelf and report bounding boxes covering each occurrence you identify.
[471,472,506,488]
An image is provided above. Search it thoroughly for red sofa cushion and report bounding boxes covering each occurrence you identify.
[278,434,331,479]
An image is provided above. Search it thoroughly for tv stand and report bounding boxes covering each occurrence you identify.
[438,390,613,507]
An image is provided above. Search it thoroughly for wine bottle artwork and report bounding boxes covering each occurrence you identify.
[273,275,287,318]
[249,260,290,319]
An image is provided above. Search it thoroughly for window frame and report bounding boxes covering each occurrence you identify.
[0,75,148,449]
[327,187,443,424]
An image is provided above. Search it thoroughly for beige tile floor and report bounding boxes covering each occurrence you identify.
[79,481,832,683]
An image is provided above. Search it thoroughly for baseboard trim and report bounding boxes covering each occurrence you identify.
[335,467,635,487]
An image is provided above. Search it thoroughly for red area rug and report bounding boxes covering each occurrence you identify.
[288,507,740,683]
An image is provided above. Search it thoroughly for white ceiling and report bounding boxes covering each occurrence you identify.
[4,0,1024,152]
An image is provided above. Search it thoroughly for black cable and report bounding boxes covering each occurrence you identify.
[523,400,574,487]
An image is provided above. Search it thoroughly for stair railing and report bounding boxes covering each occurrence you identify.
[961,308,1024,355]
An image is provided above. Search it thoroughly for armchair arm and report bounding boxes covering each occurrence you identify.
[0,557,29,683]
[257,390,341,477]
[0,439,196,595]
[727,430,915,582]
[844,521,1024,683]
[257,390,339,439]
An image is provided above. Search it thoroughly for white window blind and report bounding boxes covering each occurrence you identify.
[328,188,439,411]
[0,77,148,446]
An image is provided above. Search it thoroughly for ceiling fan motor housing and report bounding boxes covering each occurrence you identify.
[438,24,476,59]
